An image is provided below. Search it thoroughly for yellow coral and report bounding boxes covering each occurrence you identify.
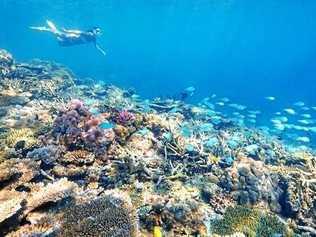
[5,128,37,148]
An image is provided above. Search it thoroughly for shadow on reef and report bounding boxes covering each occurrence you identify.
[0,49,316,236]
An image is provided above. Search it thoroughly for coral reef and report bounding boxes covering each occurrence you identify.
[0,49,315,236]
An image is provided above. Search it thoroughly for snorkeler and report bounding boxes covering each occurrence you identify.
[30,20,106,56]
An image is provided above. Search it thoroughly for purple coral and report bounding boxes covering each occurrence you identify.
[50,100,114,157]
[116,110,135,125]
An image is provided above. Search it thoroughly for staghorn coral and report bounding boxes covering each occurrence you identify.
[4,57,75,101]
[0,99,55,129]
[59,191,139,237]
[1,48,316,236]
[0,49,14,79]
[288,150,316,171]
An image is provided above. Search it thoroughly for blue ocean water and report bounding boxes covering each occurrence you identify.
[1,0,316,145]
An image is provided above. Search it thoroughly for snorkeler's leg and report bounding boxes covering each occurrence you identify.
[95,43,107,56]
[46,20,59,34]
[30,20,60,34]
[29,26,52,32]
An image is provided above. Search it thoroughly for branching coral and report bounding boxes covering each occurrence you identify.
[116,110,136,125]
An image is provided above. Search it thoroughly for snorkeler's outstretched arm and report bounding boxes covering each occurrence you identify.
[95,42,107,56]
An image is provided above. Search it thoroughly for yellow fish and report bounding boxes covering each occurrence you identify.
[153,226,162,237]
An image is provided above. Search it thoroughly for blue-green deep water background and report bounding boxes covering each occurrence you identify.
[1,0,316,122]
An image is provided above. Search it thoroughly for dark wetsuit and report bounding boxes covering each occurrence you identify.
[57,31,96,47]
